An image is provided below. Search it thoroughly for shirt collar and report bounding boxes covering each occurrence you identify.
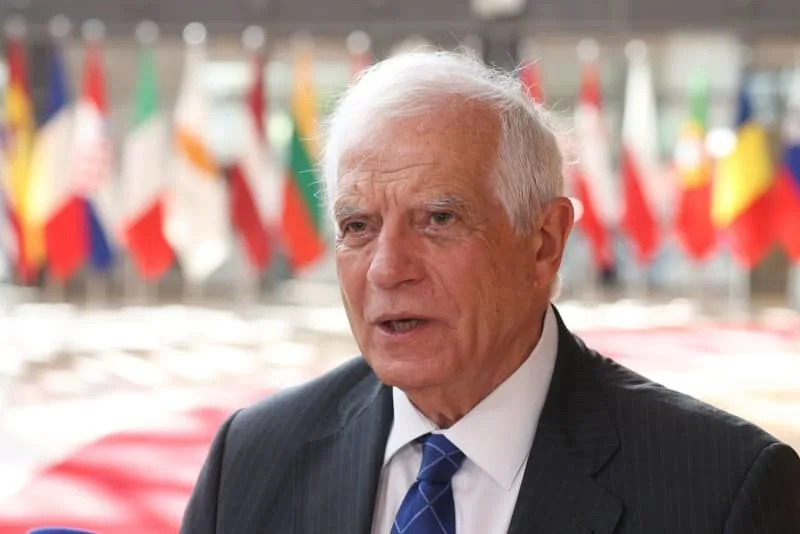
[383,305,559,491]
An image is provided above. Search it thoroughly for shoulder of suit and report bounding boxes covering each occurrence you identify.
[225,356,377,446]
[572,333,780,452]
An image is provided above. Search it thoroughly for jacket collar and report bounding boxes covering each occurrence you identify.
[292,369,393,534]
[507,306,622,533]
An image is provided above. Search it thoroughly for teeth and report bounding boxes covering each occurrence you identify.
[389,319,420,332]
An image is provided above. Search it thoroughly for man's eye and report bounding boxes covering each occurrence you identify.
[430,211,455,226]
[342,220,368,234]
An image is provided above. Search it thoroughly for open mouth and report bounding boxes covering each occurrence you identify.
[379,318,428,334]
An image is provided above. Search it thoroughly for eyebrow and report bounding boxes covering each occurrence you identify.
[421,195,472,213]
[332,203,365,221]
[333,194,473,220]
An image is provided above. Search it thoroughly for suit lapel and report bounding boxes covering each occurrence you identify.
[508,307,622,534]
[292,373,393,534]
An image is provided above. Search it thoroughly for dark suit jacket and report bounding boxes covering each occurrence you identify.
[181,309,800,533]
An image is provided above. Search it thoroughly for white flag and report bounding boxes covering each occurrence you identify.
[163,37,230,283]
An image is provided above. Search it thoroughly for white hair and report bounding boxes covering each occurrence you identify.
[321,49,565,236]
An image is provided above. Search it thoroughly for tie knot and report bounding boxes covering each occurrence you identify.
[416,433,465,483]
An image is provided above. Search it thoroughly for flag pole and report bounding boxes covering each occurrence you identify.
[691,261,705,313]
[86,269,109,308]
[235,243,259,312]
[788,262,800,311]
[728,261,751,317]
[183,275,203,306]
[45,273,66,303]
[626,257,649,302]
[584,261,600,302]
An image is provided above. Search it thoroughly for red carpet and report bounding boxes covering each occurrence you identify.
[0,392,267,534]
[1,321,798,534]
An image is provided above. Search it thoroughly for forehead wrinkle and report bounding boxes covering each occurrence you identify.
[338,142,438,179]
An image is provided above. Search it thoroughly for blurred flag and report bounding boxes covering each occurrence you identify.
[519,60,544,104]
[120,43,174,280]
[772,67,800,262]
[711,80,775,268]
[674,71,717,262]
[0,200,10,282]
[620,46,661,264]
[4,37,37,281]
[350,49,372,80]
[571,60,616,270]
[229,50,274,272]
[281,46,325,271]
[0,119,14,281]
[347,31,373,80]
[164,35,230,282]
[30,45,82,282]
[70,42,116,273]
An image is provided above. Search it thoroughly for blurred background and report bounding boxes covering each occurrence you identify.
[1,0,800,532]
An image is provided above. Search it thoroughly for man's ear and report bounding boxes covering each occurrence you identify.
[532,197,574,285]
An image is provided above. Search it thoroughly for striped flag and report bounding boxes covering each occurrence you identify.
[164,35,230,282]
[121,44,173,280]
[281,46,325,271]
[712,80,775,268]
[571,60,616,270]
[229,51,274,271]
[3,37,37,281]
[29,45,83,281]
[674,71,717,262]
[70,42,116,273]
[620,47,662,265]
[772,67,800,262]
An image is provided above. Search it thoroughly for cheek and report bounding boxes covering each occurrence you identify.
[430,241,502,316]
[336,253,367,312]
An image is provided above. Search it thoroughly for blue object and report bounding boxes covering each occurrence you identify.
[27,528,96,534]
[391,433,465,534]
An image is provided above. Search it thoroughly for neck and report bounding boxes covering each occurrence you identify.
[406,307,548,429]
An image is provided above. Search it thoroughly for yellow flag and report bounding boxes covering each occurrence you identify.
[712,122,774,227]
[4,39,41,276]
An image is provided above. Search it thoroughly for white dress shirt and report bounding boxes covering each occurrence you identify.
[370,306,559,534]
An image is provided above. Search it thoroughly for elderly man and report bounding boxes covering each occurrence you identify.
[182,52,800,533]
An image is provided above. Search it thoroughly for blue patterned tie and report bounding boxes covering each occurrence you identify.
[391,433,466,534]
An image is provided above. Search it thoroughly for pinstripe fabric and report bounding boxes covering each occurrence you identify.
[181,307,800,533]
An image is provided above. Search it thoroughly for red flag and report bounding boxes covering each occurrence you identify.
[350,51,373,80]
[230,53,272,271]
[620,48,662,265]
[673,72,716,261]
[773,69,800,262]
[519,60,544,104]
[620,148,659,263]
[571,61,615,269]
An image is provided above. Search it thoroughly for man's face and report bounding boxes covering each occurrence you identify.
[334,100,549,400]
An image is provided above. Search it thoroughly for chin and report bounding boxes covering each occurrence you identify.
[366,351,451,391]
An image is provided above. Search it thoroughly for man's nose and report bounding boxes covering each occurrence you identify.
[366,227,424,289]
